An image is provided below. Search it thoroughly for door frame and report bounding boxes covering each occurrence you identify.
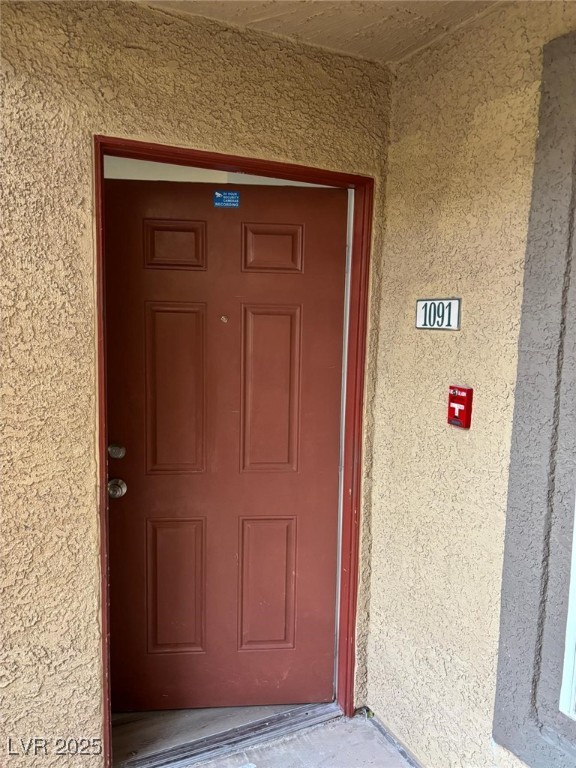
[94,135,374,765]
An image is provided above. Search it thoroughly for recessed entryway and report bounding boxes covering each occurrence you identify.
[95,137,373,767]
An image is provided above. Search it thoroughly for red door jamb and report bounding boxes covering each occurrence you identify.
[94,135,374,767]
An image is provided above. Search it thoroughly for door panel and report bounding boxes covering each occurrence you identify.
[241,305,301,471]
[239,517,297,650]
[145,302,206,473]
[147,518,205,653]
[105,180,347,710]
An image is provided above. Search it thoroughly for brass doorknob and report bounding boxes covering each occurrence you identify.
[107,478,127,499]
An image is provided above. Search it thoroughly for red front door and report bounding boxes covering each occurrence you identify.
[105,180,348,710]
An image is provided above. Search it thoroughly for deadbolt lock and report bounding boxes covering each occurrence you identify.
[107,478,127,499]
[108,443,126,459]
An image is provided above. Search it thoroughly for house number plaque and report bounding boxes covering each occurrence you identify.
[416,298,461,330]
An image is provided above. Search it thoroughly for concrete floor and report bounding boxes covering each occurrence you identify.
[195,717,412,768]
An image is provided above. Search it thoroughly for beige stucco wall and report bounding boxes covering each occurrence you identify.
[1,2,389,766]
[365,3,576,768]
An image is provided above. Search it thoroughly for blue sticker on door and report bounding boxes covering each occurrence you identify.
[214,190,240,208]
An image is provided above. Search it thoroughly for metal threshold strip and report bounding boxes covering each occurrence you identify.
[123,702,342,768]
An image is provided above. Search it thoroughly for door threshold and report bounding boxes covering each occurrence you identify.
[122,702,342,768]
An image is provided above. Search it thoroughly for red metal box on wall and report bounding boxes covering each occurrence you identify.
[448,385,473,429]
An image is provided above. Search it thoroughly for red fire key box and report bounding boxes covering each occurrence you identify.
[447,385,473,429]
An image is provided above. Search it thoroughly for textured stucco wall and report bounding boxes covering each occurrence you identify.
[1,3,389,766]
[366,3,576,768]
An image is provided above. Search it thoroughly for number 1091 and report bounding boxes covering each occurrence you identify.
[416,299,460,330]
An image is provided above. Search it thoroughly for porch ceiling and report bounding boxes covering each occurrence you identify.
[144,0,499,64]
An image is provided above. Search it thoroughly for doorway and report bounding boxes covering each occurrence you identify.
[95,137,373,767]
